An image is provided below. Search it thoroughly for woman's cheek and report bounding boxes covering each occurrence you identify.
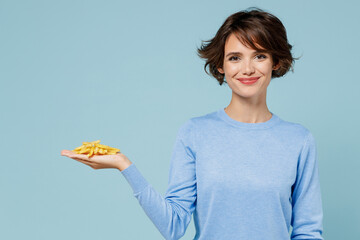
[227,64,239,75]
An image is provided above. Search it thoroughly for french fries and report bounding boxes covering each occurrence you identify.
[73,140,120,157]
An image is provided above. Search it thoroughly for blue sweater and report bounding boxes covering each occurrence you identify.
[120,108,324,240]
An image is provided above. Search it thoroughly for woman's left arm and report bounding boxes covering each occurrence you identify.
[291,131,324,240]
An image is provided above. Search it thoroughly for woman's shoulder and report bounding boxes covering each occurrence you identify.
[274,114,315,142]
[189,110,312,132]
[181,110,315,141]
[189,108,222,126]
[175,109,219,138]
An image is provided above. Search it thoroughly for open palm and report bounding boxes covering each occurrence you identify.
[60,150,132,171]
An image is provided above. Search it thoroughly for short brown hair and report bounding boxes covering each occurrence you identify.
[197,7,299,85]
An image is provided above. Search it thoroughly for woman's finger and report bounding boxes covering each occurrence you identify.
[72,156,92,164]
[74,158,97,169]
[61,150,77,158]
[61,150,93,161]
[60,149,121,169]
[61,150,94,166]
[62,149,104,161]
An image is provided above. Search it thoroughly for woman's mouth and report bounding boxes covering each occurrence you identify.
[236,77,260,85]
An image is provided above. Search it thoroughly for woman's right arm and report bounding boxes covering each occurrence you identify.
[61,120,197,240]
[120,120,197,240]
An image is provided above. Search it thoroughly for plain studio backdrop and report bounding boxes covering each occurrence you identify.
[1,0,359,239]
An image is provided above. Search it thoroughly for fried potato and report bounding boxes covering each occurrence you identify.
[73,140,120,157]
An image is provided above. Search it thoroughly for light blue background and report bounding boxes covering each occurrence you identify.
[1,0,359,239]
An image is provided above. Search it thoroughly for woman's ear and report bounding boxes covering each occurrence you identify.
[273,63,280,70]
[217,67,224,74]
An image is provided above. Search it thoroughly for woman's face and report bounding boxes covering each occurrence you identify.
[218,33,279,101]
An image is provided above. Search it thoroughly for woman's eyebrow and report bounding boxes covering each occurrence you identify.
[225,50,267,57]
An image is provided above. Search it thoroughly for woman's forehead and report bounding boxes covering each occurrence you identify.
[225,32,267,51]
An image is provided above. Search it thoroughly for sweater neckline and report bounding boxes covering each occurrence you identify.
[217,107,280,130]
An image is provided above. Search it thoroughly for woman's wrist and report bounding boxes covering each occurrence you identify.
[117,158,133,172]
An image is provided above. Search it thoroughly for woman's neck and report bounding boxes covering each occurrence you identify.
[225,96,272,123]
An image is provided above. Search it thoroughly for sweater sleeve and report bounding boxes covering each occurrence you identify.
[120,120,197,240]
[291,131,324,240]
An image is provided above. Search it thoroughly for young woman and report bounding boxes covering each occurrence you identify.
[61,7,324,240]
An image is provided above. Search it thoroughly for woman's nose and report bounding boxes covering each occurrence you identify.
[242,59,255,75]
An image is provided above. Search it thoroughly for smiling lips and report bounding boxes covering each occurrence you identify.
[237,77,260,85]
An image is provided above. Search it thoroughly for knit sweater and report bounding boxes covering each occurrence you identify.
[120,108,324,240]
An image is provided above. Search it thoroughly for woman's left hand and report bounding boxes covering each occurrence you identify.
[60,150,132,171]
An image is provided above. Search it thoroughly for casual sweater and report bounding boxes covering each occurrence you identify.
[120,107,324,240]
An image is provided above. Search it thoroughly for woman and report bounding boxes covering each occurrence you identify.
[61,7,324,240]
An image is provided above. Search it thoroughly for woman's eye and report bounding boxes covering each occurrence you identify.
[256,54,267,59]
[229,55,267,61]
[229,56,240,61]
